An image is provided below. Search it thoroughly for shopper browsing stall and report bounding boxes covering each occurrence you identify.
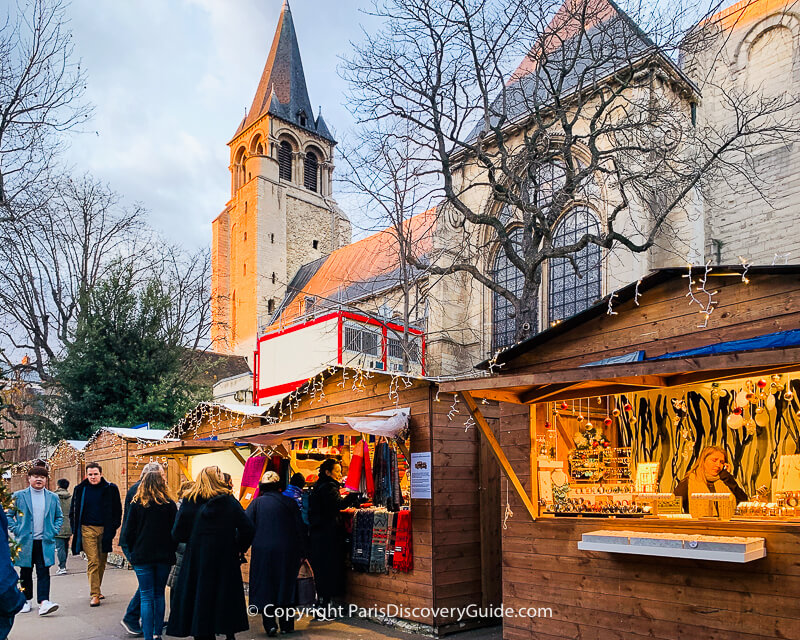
[167,466,254,640]
[246,471,306,636]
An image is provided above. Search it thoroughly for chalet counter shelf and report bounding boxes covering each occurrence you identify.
[577,529,766,562]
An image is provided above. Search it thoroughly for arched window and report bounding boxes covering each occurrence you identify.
[233,147,246,190]
[491,228,526,351]
[548,207,601,324]
[304,151,319,191]
[278,141,293,181]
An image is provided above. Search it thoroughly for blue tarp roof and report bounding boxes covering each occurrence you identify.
[648,329,800,361]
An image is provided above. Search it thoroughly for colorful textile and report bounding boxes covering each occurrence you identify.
[369,511,388,573]
[392,509,412,572]
[239,455,268,509]
[351,510,373,572]
[345,439,374,497]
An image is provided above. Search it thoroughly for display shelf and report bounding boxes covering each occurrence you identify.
[577,529,767,562]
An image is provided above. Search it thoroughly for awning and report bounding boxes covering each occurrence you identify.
[217,409,412,447]
[137,439,238,456]
[441,346,800,404]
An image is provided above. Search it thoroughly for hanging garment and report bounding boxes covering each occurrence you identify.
[372,442,390,508]
[351,510,373,572]
[345,440,374,497]
[385,511,396,568]
[390,447,402,511]
[369,510,389,573]
[239,455,268,509]
[392,509,412,573]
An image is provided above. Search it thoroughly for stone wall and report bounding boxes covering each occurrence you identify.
[682,0,800,265]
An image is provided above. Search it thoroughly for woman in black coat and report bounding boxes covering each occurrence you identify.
[245,471,306,636]
[167,467,255,640]
[307,459,361,611]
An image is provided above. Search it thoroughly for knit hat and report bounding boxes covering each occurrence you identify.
[262,471,280,484]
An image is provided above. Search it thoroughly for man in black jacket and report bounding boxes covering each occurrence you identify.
[69,462,122,607]
[119,462,164,637]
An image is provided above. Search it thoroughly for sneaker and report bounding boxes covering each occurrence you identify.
[55,568,68,575]
[120,619,143,636]
[38,600,59,616]
[20,600,31,613]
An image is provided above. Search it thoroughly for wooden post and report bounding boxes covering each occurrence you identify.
[530,403,539,508]
[171,455,192,482]
[230,447,248,467]
[460,391,537,520]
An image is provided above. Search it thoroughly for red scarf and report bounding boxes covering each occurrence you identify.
[344,439,374,497]
[392,509,413,572]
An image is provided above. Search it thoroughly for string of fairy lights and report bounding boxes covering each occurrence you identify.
[8,260,767,534]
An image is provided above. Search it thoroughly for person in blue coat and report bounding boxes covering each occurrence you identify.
[0,495,26,639]
[8,466,62,616]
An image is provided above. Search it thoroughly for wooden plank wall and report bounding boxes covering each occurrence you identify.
[48,444,84,491]
[430,390,487,629]
[282,376,437,626]
[497,400,800,640]
[511,274,800,372]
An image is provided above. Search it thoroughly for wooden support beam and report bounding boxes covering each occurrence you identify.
[171,455,192,482]
[230,447,247,467]
[460,391,537,521]
[520,383,657,404]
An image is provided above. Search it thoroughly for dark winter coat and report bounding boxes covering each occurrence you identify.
[54,488,72,538]
[674,469,748,512]
[307,476,360,601]
[69,478,122,555]
[166,493,255,638]
[246,486,307,610]
[119,480,140,559]
[121,500,178,566]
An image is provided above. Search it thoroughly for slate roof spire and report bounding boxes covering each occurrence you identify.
[235,1,335,142]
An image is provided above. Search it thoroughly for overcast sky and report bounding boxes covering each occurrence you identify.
[62,0,375,250]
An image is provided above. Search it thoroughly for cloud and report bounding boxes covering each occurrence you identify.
[61,0,374,250]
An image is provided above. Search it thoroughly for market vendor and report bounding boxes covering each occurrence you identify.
[674,446,748,514]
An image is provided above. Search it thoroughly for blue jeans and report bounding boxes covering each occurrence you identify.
[133,564,170,640]
[54,538,69,570]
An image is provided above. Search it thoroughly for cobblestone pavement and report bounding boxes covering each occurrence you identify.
[9,557,502,640]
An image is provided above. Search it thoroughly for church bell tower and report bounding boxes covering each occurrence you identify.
[211,1,351,359]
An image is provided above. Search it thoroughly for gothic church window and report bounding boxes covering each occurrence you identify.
[304,152,319,191]
[548,207,601,325]
[491,228,526,351]
[278,141,293,181]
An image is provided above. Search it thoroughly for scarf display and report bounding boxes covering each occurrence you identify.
[369,510,389,573]
[371,441,404,511]
[392,509,413,573]
[345,439,374,497]
[351,509,374,572]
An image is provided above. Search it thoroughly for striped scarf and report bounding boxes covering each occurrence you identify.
[369,510,389,573]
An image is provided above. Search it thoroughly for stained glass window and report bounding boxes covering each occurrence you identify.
[548,207,601,324]
[491,228,528,350]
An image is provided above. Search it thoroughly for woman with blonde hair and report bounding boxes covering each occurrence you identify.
[674,446,747,514]
[167,467,254,640]
[121,472,177,640]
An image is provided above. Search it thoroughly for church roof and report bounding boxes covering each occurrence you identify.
[235,1,335,143]
[264,209,437,331]
[467,0,697,142]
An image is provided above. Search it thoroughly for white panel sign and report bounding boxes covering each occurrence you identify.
[410,452,432,499]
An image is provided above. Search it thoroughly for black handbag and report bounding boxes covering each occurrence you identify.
[295,560,316,607]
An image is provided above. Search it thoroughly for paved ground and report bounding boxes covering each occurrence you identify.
[9,557,502,640]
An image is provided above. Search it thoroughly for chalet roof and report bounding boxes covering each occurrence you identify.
[234,1,334,143]
[467,0,698,142]
[477,264,800,370]
[266,209,436,330]
[85,427,171,447]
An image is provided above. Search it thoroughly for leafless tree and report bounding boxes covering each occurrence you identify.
[340,122,439,372]
[343,0,800,346]
[0,0,90,220]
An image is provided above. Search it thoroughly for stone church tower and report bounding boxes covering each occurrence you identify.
[211,1,351,359]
